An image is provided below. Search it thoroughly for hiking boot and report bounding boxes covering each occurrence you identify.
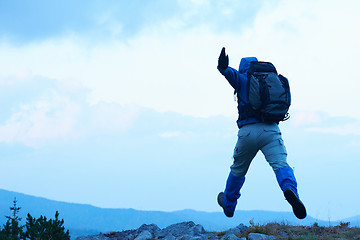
[217,192,234,218]
[284,189,307,219]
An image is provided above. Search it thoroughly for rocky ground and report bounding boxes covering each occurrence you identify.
[75,221,275,240]
[76,221,360,240]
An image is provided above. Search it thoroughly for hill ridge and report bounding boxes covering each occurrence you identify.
[1,188,359,239]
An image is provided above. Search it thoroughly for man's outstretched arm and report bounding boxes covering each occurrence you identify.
[217,47,241,90]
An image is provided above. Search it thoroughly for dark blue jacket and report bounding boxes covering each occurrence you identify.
[218,57,261,128]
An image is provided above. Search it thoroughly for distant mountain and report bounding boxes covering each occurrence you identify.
[0,189,356,239]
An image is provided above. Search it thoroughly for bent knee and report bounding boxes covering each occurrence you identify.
[230,167,247,178]
[270,160,290,172]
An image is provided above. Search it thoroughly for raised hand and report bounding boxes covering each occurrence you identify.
[218,47,229,70]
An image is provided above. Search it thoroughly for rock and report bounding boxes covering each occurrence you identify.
[76,233,111,240]
[226,224,248,235]
[204,232,219,240]
[177,234,208,240]
[138,224,161,234]
[225,228,240,235]
[77,221,255,240]
[193,224,205,235]
[158,221,205,238]
[135,230,153,240]
[235,224,248,233]
[220,233,240,240]
[247,233,276,240]
[279,231,288,237]
[155,231,169,239]
[160,234,176,240]
[105,229,137,240]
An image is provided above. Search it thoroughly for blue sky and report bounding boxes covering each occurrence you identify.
[0,0,360,222]
[0,0,265,43]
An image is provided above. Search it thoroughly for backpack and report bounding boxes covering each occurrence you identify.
[238,61,291,123]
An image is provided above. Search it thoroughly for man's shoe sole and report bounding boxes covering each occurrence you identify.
[217,192,234,218]
[284,189,307,219]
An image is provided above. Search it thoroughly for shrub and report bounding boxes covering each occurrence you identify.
[0,198,70,240]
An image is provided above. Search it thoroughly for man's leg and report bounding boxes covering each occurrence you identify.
[218,125,258,217]
[276,167,306,219]
[217,172,245,217]
[260,123,306,219]
[275,166,297,194]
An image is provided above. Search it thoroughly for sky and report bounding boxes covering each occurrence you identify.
[0,0,359,222]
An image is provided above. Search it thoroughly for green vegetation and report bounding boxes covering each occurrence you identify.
[0,198,70,240]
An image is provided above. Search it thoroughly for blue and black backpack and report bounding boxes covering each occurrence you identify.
[237,61,291,123]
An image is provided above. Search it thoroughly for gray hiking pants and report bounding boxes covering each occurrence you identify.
[231,122,289,177]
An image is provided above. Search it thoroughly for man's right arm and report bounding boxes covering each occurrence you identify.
[217,47,241,90]
[217,66,241,90]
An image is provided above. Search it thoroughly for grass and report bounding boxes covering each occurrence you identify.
[214,221,360,240]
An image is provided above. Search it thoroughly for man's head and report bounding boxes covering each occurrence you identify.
[239,57,258,73]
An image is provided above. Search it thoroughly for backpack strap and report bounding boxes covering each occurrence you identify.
[236,90,258,122]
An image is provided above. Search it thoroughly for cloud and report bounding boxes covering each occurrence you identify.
[0,0,184,44]
[86,102,140,135]
[0,70,232,147]
[306,122,360,136]
[290,111,324,127]
[1,0,359,120]
[0,73,84,146]
[288,110,360,136]
[1,0,360,140]
[241,0,360,119]
[0,29,239,117]
[0,92,81,146]
[0,0,265,44]
[0,71,359,219]
[159,131,181,138]
[0,73,140,147]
